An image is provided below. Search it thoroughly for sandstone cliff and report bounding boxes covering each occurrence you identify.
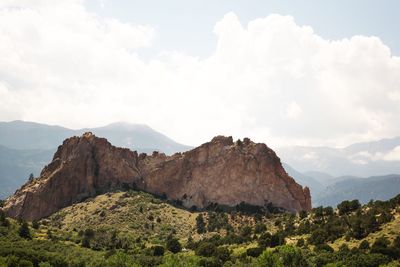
[3,133,311,220]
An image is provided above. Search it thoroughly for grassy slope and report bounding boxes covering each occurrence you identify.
[46,191,282,246]
[47,191,197,244]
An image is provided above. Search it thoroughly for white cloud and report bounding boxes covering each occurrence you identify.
[286,101,302,119]
[0,4,399,147]
[383,146,400,161]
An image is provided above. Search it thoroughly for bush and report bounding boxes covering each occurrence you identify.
[166,237,182,254]
[196,214,206,234]
[240,226,252,238]
[195,242,216,257]
[337,200,361,215]
[256,250,281,267]
[18,222,31,239]
[254,223,267,234]
[32,221,40,230]
[258,232,272,248]
[296,238,305,247]
[214,246,230,263]
[359,240,370,250]
[277,245,309,267]
[299,210,308,219]
[315,243,334,253]
[247,247,264,257]
[152,245,165,256]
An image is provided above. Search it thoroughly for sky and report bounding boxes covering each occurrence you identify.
[0,0,399,148]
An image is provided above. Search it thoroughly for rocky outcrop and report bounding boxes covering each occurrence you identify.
[3,133,311,220]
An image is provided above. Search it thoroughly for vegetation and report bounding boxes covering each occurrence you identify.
[0,191,399,266]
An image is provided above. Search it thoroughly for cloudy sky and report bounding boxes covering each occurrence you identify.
[0,0,399,148]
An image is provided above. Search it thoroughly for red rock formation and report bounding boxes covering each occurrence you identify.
[3,133,311,220]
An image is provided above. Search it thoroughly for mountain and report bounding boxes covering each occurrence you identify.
[4,133,311,220]
[0,120,192,199]
[277,136,400,177]
[0,120,191,154]
[283,163,400,207]
[282,163,324,199]
[0,146,53,199]
[313,174,400,207]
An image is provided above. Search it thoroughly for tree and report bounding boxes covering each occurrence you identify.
[166,237,182,253]
[337,200,361,215]
[195,242,216,257]
[393,236,400,249]
[107,252,139,267]
[240,225,253,238]
[256,250,282,267]
[277,245,309,267]
[152,245,165,256]
[196,214,206,234]
[254,223,267,234]
[247,247,264,257]
[32,220,40,229]
[299,210,308,220]
[258,232,272,248]
[296,238,305,247]
[28,173,34,182]
[18,221,31,239]
[359,240,370,250]
[214,247,230,264]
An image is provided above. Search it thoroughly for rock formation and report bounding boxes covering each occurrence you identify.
[3,133,311,220]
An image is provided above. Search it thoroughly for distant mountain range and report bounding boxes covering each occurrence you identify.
[0,120,191,198]
[284,163,400,207]
[277,137,400,207]
[0,120,191,154]
[276,137,400,177]
[313,174,400,207]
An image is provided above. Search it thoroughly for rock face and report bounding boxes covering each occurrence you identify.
[4,133,311,220]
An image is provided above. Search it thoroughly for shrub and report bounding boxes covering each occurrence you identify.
[18,222,31,239]
[166,237,182,253]
[256,250,281,267]
[247,247,264,257]
[152,245,165,256]
[359,240,370,250]
[240,226,253,238]
[296,238,305,247]
[254,223,267,234]
[196,214,206,234]
[299,210,308,219]
[195,242,216,257]
[315,243,334,253]
[32,221,40,230]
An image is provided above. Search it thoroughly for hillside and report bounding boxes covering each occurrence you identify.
[1,190,399,266]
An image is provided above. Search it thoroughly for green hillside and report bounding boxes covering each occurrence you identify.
[1,191,400,266]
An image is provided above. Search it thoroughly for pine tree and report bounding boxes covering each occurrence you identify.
[18,221,31,239]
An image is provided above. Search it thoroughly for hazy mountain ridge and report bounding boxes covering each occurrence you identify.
[313,174,400,207]
[0,145,53,199]
[283,163,400,207]
[277,136,400,177]
[0,120,192,154]
[0,120,192,199]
